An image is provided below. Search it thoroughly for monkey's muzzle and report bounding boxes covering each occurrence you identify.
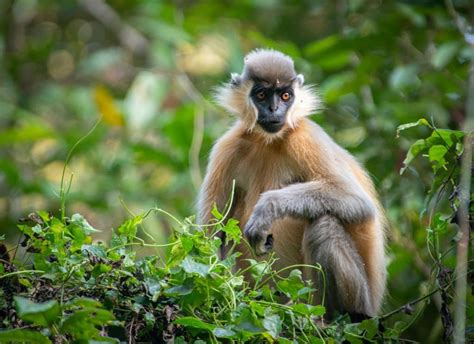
[258,119,285,133]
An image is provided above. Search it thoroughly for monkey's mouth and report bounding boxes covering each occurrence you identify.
[258,119,285,133]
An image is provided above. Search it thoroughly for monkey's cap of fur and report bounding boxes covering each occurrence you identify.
[241,49,297,84]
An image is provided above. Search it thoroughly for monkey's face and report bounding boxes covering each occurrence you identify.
[250,82,295,133]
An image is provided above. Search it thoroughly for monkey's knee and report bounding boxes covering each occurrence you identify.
[302,215,374,318]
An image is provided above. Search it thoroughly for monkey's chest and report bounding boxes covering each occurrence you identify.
[233,150,299,195]
[232,150,301,224]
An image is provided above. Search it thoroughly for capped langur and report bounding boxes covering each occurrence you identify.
[198,49,387,319]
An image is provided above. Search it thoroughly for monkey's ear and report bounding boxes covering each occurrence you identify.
[230,73,242,87]
[296,74,304,86]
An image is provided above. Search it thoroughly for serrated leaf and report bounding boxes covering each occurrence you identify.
[14,296,60,327]
[222,218,241,244]
[117,215,143,239]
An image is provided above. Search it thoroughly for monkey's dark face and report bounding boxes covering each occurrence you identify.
[250,82,295,133]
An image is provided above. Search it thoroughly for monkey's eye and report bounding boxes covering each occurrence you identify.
[256,91,266,100]
[281,92,291,101]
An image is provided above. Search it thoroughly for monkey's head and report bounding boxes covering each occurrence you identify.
[215,49,321,139]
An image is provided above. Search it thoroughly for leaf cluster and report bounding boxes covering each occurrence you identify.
[0,207,405,343]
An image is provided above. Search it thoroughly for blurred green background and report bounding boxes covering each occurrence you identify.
[0,0,472,341]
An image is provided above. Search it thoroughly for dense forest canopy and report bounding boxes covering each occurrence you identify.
[0,0,473,342]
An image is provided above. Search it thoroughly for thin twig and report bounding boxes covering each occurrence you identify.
[379,287,441,321]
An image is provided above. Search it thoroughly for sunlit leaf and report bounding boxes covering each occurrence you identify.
[93,85,125,126]
[222,218,241,244]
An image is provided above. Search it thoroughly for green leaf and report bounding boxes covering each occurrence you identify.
[263,313,282,339]
[359,318,379,339]
[396,118,430,137]
[60,308,115,339]
[276,269,305,300]
[320,71,356,104]
[36,210,51,223]
[66,298,103,309]
[428,145,448,172]
[14,296,60,327]
[0,329,52,343]
[305,35,340,57]
[248,259,271,281]
[0,121,53,147]
[117,215,143,238]
[389,64,420,91]
[431,42,461,69]
[222,218,241,244]
[429,129,464,147]
[174,317,216,331]
[180,256,210,277]
[181,236,194,253]
[71,213,101,234]
[213,327,237,338]
[400,139,428,174]
[292,303,326,316]
[310,305,326,316]
[82,244,107,259]
[211,203,224,220]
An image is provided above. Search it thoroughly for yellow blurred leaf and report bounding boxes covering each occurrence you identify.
[93,85,125,126]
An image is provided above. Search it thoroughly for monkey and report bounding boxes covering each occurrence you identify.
[197,49,387,320]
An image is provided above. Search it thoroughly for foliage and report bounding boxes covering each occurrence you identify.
[0,206,395,343]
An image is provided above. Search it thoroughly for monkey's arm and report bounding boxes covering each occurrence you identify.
[244,179,376,254]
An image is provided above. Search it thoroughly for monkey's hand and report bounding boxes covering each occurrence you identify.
[244,191,279,255]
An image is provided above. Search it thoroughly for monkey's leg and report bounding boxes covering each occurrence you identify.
[302,215,374,319]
